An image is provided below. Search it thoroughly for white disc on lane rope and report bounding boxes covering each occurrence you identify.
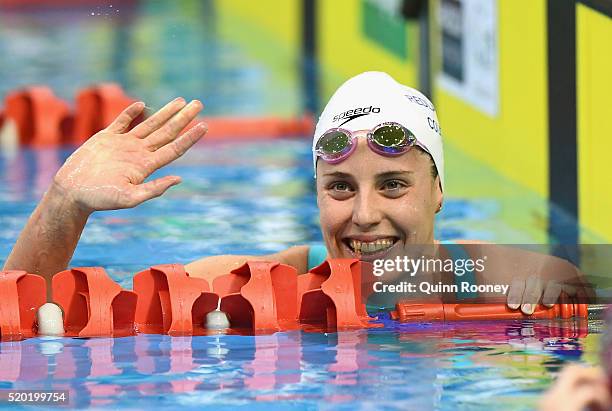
[205,310,230,330]
[37,302,65,336]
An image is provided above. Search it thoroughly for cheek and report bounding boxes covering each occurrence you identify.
[390,190,436,226]
[317,195,352,234]
[391,202,422,225]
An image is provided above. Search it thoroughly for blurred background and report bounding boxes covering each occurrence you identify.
[0,0,611,264]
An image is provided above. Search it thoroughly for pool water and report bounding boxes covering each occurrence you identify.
[0,141,602,410]
[0,319,600,410]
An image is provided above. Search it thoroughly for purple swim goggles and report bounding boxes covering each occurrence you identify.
[314,122,420,164]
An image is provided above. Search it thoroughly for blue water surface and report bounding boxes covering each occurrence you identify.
[0,319,598,410]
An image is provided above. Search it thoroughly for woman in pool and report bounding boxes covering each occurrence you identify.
[2,71,581,314]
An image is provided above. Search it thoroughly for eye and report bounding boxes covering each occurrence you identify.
[379,179,409,198]
[381,179,405,190]
[326,181,355,200]
[330,182,353,192]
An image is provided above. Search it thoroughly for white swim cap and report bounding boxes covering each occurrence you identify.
[313,71,444,191]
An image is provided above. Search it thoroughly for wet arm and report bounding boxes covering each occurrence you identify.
[2,183,90,283]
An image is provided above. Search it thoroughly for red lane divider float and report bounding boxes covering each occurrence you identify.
[3,86,72,147]
[0,84,314,147]
[52,267,138,338]
[72,83,139,145]
[0,270,47,341]
[213,261,298,331]
[0,258,378,340]
[298,259,374,329]
[201,114,314,140]
[5,258,590,341]
[133,264,217,336]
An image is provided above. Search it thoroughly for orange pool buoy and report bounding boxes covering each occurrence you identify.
[72,83,138,145]
[2,83,315,147]
[52,267,138,337]
[133,264,218,335]
[3,86,72,146]
[188,114,314,140]
[0,270,47,340]
[213,261,298,331]
[298,259,377,329]
[391,301,589,322]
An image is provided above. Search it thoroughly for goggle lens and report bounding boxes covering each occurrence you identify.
[370,124,414,154]
[315,130,352,161]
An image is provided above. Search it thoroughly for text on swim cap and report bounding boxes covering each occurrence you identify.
[333,106,381,126]
[428,117,441,135]
[404,94,435,112]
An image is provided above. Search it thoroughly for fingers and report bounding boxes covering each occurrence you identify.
[507,278,525,310]
[106,102,145,133]
[145,100,204,150]
[542,280,563,307]
[520,275,543,314]
[127,175,182,206]
[507,275,544,314]
[507,275,547,314]
[150,121,208,170]
[130,97,187,139]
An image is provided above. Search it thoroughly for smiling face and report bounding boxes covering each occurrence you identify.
[316,130,443,262]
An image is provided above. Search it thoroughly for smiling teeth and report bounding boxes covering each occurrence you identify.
[350,239,394,254]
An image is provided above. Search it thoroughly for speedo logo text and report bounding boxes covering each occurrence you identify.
[333,105,381,126]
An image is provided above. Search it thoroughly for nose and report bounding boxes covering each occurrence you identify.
[352,190,383,230]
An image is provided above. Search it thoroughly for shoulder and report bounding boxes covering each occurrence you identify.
[185,245,311,282]
[440,241,582,275]
[269,245,310,274]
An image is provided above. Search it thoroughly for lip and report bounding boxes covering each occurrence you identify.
[341,236,400,262]
[344,235,398,242]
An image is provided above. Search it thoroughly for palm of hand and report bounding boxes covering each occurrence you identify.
[52,99,207,213]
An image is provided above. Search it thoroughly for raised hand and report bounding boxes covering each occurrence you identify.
[53,98,207,213]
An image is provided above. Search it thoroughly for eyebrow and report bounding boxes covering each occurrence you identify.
[321,170,415,178]
[375,171,415,179]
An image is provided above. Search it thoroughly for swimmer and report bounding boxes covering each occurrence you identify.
[2,72,590,325]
